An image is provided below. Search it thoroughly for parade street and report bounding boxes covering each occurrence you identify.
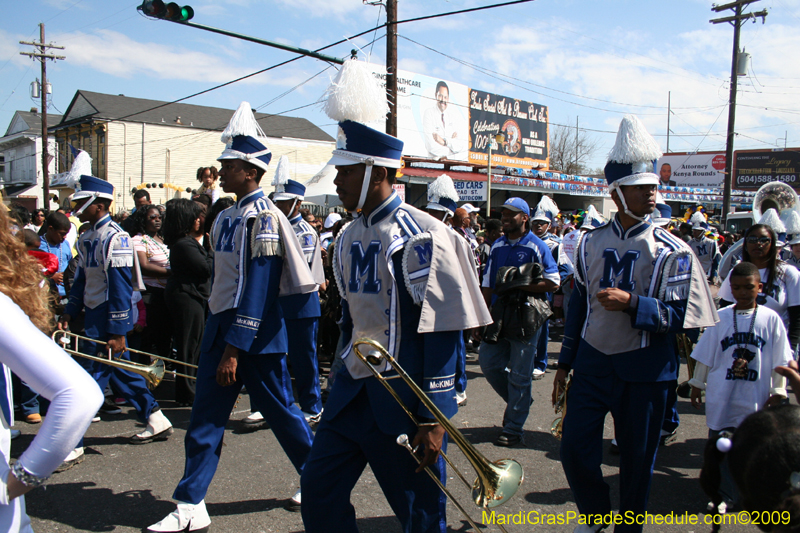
[15,336,763,533]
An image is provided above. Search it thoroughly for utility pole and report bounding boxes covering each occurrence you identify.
[574,116,579,173]
[385,0,398,136]
[710,0,767,227]
[20,23,65,212]
[666,92,671,153]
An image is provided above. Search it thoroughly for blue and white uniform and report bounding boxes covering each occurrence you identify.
[689,234,721,278]
[172,189,315,505]
[559,217,717,531]
[278,213,325,415]
[302,192,490,533]
[64,213,159,423]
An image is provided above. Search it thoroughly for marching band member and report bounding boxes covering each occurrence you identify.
[687,211,721,283]
[553,115,718,532]
[57,159,173,468]
[0,206,103,533]
[530,195,562,381]
[148,103,317,532]
[272,155,326,422]
[300,58,491,533]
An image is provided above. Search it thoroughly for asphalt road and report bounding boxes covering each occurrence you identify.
[15,333,765,532]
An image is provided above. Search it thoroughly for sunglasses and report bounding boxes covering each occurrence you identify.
[746,236,771,245]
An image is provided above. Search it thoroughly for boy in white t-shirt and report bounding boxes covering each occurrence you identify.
[690,261,791,509]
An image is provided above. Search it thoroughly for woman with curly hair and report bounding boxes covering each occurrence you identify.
[131,205,172,362]
[0,206,102,531]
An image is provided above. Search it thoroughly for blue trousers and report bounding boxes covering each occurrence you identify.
[478,329,540,436]
[77,308,160,448]
[173,342,313,504]
[534,320,549,373]
[454,333,467,395]
[560,372,669,533]
[301,388,447,533]
[286,317,322,415]
[662,379,679,434]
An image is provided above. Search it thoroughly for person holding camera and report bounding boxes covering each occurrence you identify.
[476,197,559,447]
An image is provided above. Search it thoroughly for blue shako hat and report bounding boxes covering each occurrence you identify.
[327,120,403,169]
[217,102,272,172]
[272,155,305,201]
[426,174,460,218]
[321,58,399,210]
[651,193,672,226]
[73,175,114,201]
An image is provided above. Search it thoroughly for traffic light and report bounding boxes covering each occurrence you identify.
[138,1,194,22]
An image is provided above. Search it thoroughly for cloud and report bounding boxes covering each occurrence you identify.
[54,29,269,84]
[273,0,368,19]
[0,30,35,70]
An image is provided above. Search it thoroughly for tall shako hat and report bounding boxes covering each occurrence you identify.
[580,205,605,229]
[426,174,460,218]
[784,211,800,246]
[690,210,708,231]
[217,102,272,172]
[531,195,559,224]
[272,155,306,201]
[651,192,672,227]
[321,58,402,211]
[66,150,113,215]
[604,115,663,222]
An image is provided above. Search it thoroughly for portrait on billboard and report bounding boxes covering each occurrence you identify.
[422,80,468,160]
[659,163,676,186]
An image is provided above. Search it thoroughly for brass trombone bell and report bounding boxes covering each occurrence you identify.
[52,331,197,389]
[352,338,523,531]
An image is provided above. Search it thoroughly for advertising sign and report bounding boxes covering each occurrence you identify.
[656,152,726,188]
[734,149,800,190]
[368,65,470,162]
[467,89,548,169]
[365,65,548,170]
[392,183,405,202]
[453,180,486,202]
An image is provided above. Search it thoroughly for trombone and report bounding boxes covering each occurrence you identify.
[352,338,523,533]
[52,331,198,389]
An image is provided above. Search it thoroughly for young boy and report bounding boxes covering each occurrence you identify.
[690,260,791,508]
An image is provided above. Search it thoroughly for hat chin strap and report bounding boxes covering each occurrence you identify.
[356,159,374,211]
[611,183,648,223]
[73,192,98,216]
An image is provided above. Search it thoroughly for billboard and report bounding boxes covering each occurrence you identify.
[656,152,726,188]
[467,89,549,169]
[366,65,548,170]
[734,149,800,190]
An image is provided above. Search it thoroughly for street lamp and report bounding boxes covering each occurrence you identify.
[486,133,505,218]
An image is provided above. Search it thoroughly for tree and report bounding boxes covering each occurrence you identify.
[547,119,601,175]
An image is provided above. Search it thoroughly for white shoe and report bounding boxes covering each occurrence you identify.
[455,391,467,406]
[130,409,174,444]
[55,447,84,473]
[147,500,211,532]
[244,411,264,423]
[9,429,20,440]
[302,410,322,425]
[286,489,301,512]
[532,368,546,380]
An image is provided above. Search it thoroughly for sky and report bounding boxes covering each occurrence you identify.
[1,0,799,172]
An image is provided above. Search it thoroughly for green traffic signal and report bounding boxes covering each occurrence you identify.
[139,1,193,21]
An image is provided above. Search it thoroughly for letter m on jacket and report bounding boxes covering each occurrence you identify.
[349,240,382,294]
[215,216,242,252]
[599,248,640,291]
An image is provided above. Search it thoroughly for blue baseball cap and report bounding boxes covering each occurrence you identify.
[501,197,530,217]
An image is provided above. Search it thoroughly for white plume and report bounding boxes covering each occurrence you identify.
[221,102,266,145]
[607,115,663,164]
[783,211,800,235]
[427,174,459,202]
[271,155,290,187]
[65,150,93,189]
[759,208,787,233]
[581,205,605,228]
[689,211,707,227]
[322,59,389,124]
[533,195,559,221]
